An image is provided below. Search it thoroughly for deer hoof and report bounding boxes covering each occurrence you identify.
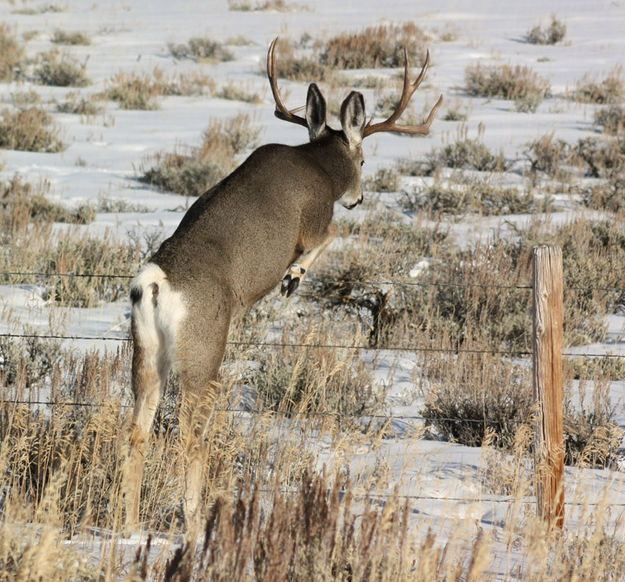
[281,265,306,297]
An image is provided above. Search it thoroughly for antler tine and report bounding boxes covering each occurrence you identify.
[363,49,443,137]
[267,37,308,128]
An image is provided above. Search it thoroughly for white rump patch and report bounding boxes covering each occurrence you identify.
[131,263,187,372]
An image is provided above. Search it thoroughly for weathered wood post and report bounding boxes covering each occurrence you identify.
[532,245,565,530]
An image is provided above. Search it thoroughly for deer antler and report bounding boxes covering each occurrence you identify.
[362,49,443,138]
[267,37,308,128]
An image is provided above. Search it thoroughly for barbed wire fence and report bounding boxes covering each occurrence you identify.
[1,265,623,404]
[1,256,625,519]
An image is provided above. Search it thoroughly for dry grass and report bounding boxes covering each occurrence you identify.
[141,113,262,196]
[420,352,532,448]
[0,174,94,225]
[525,15,567,45]
[167,37,234,62]
[107,68,215,110]
[401,178,549,216]
[311,210,624,356]
[51,28,91,45]
[1,340,624,580]
[321,22,429,69]
[35,49,90,87]
[227,0,297,11]
[246,330,384,429]
[407,137,508,175]
[0,188,142,306]
[0,23,25,82]
[215,81,262,103]
[0,107,65,153]
[573,66,625,104]
[465,62,550,112]
[56,91,105,115]
[594,105,625,135]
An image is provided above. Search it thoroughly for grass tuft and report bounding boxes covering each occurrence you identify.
[141,113,262,196]
[51,29,91,45]
[168,37,234,62]
[0,107,65,152]
[35,49,90,87]
[321,22,429,69]
[465,62,550,112]
[525,15,567,45]
[0,23,25,82]
[573,66,625,104]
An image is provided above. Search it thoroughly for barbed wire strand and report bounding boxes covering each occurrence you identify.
[2,400,624,436]
[2,269,624,294]
[2,330,625,360]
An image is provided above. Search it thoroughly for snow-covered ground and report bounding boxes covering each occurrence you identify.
[1,0,625,577]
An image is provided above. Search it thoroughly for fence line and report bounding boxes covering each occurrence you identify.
[0,400,510,423]
[2,331,625,360]
[1,269,624,295]
[1,400,623,435]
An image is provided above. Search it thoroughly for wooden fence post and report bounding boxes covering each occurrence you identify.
[533,245,565,530]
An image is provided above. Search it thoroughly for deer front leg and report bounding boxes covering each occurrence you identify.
[282,223,336,297]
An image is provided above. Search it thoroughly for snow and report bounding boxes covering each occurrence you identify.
[1,0,625,577]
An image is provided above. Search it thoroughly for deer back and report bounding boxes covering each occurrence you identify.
[151,133,359,307]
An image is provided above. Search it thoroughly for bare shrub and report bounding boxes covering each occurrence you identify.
[573,66,625,104]
[317,211,624,353]
[0,333,63,388]
[10,88,42,108]
[107,69,215,109]
[35,49,90,87]
[402,179,545,216]
[0,23,25,81]
[443,106,468,121]
[216,81,262,103]
[575,136,625,179]
[11,3,64,14]
[310,214,449,346]
[0,107,64,152]
[0,174,94,224]
[227,0,297,11]
[525,15,567,45]
[363,168,400,192]
[264,38,329,82]
[246,337,383,428]
[51,29,91,45]
[420,352,532,448]
[0,202,141,306]
[564,376,625,469]
[95,195,151,213]
[141,113,262,196]
[580,176,625,212]
[525,133,625,185]
[321,22,429,69]
[420,138,507,175]
[524,133,573,180]
[106,71,161,110]
[167,37,234,62]
[594,105,625,135]
[153,68,216,97]
[56,91,105,115]
[465,63,550,112]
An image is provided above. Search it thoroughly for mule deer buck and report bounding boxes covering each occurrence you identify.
[123,38,442,530]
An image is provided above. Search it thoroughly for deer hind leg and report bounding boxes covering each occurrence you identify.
[123,264,185,530]
[282,222,337,297]
[176,305,230,533]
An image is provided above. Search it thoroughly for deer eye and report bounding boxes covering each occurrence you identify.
[360,160,365,166]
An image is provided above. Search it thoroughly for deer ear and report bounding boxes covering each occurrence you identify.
[340,91,365,149]
[306,83,327,141]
